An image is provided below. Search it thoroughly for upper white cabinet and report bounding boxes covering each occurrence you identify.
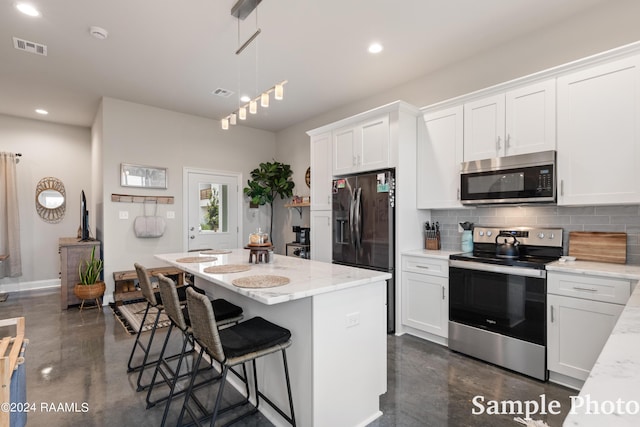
[417,105,464,209]
[333,114,390,175]
[557,54,640,206]
[310,132,332,210]
[463,79,556,161]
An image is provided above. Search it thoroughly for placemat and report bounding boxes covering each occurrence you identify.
[175,256,218,263]
[200,249,232,255]
[232,275,290,288]
[204,264,252,274]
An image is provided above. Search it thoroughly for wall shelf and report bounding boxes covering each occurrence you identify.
[111,193,174,204]
[285,202,310,217]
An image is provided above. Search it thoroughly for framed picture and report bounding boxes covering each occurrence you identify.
[120,163,168,189]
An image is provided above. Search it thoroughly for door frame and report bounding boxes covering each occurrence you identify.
[182,167,243,251]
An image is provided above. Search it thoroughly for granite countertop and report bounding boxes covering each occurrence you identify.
[547,259,640,281]
[401,248,461,260]
[155,249,391,305]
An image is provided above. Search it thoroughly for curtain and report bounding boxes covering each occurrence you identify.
[0,152,22,278]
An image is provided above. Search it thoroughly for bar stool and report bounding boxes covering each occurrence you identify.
[126,263,243,392]
[145,274,244,426]
[179,287,296,427]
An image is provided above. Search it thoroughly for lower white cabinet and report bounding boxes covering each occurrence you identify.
[401,255,449,340]
[310,211,332,263]
[547,271,631,383]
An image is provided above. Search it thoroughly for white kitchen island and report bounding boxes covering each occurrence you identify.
[155,250,390,427]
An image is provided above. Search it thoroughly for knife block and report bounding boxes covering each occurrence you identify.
[424,231,441,250]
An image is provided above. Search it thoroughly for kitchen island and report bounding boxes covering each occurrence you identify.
[156,250,390,427]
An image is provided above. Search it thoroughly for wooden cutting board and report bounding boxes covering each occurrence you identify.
[568,232,627,264]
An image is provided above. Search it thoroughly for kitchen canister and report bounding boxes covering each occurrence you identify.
[461,230,473,252]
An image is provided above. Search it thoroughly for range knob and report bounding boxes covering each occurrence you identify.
[538,232,545,239]
[549,233,555,239]
[486,231,492,237]
[478,231,484,237]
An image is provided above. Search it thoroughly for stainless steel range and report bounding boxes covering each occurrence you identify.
[448,226,563,381]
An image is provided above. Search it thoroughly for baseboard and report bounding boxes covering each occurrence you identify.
[0,279,60,293]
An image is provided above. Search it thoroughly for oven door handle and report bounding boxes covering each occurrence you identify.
[449,259,547,279]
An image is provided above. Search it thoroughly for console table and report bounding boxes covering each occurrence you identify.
[58,238,101,309]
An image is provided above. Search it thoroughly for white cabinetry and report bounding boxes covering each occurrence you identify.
[310,211,332,262]
[418,105,464,209]
[547,271,631,387]
[557,54,640,206]
[401,255,448,344]
[463,80,556,161]
[332,114,390,175]
[310,132,332,210]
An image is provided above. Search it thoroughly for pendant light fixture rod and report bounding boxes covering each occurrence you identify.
[236,28,261,55]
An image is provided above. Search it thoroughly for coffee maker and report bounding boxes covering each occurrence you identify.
[292,226,310,245]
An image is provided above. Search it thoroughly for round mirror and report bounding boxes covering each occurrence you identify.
[35,177,66,223]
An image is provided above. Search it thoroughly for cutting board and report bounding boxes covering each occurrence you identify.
[568,232,627,264]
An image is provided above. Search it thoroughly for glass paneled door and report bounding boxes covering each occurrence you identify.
[186,169,241,251]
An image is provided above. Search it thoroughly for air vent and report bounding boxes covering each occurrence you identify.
[212,88,234,98]
[13,37,47,56]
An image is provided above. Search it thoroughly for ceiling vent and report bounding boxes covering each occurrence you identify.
[212,88,234,98]
[13,37,47,56]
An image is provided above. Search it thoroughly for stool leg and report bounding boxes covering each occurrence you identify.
[127,302,152,372]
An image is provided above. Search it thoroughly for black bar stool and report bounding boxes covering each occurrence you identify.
[179,287,296,427]
[145,274,243,426]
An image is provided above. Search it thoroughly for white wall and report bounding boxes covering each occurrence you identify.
[0,114,91,291]
[98,98,276,302]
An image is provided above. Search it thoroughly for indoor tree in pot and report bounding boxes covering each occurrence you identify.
[73,246,105,307]
[243,160,295,248]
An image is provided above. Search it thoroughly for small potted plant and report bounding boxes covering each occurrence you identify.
[74,246,105,304]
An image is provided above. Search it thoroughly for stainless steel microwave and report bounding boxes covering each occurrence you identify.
[460,150,556,205]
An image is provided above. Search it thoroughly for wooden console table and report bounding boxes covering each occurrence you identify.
[59,238,101,309]
[112,267,184,306]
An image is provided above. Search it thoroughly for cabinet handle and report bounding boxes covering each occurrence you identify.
[353,156,357,166]
[442,286,445,300]
[496,136,502,152]
[560,180,564,196]
[550,305,555,323]
[416,265,430,269]
[573,286,598,292]
[457,188,460,200]
[506,134,511,150]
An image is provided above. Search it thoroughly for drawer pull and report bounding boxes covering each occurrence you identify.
[573,286,598,292]
[550,305,555,323]
[416,265,430,269]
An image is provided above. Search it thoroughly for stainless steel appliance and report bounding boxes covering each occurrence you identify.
[332,169,395,333]
[460,150,556,205]
[448,226,563,381]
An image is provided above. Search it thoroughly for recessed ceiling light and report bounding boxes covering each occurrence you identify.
[240,95,251,103]
[368,43,383,54]
[89,26,109,40]
[16,3,40,17]
[35,108,48,115]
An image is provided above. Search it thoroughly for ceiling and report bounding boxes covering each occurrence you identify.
[0,0,609,132]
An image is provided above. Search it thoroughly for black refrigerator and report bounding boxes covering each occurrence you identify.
[332,169,395,333]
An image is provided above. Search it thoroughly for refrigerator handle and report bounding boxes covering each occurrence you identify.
[349,191,356,245]
[355,187,362,249]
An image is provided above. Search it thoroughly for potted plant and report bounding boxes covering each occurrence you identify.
[73,246,105,303]
[243,160,295,247]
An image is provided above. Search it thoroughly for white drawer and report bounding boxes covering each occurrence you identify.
[401,255,449,277]
[547,271,632,305]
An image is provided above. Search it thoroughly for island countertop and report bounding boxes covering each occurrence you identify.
[155,249,391,305]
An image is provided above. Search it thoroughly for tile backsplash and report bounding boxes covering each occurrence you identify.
[429,205,640,265]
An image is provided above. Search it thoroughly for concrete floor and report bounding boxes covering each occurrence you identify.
[1,289,574,426]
